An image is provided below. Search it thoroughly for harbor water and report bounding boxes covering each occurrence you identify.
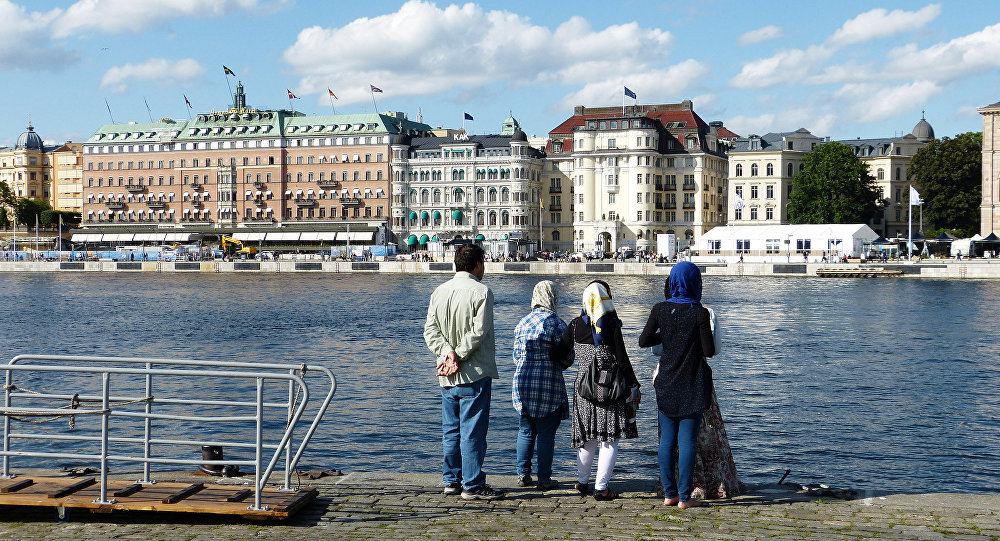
[0,272,997,493]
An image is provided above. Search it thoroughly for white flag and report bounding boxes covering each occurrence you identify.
[909,186,922,205]
[734,192,745,210]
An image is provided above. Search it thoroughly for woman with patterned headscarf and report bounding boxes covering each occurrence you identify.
[557,280,640,501]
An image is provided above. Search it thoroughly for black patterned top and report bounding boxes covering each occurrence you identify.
[638,302,715,417]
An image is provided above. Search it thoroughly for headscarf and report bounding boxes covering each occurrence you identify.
[530,280,558,313]
[581,281,616,347]
[666,261,702,305]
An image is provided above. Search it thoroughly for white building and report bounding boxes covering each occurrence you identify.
[544,101,736,254]
[390,127,545,253]
[695,223,879,262]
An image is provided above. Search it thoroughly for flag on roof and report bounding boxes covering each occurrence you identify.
[464,112,474,121]
[370,84,383,93]
[184,95,192,108]
[624,86,637,99]
[328,89,337,99]
[287,89,299,99]
[223,65,235,76]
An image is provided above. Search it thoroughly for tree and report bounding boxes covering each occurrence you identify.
[787,141,884,224]
[13,198,50,227]
[909,132,982,237]
[0,183,13,228]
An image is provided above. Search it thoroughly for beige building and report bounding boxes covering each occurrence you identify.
[1,123,52,202]
[979,101,1000,235]
[545,101,734,254]
[50,142,84,212]
[727,118,933,238]
[81,83,431,243]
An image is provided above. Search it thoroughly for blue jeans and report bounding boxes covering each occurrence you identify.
[441,377,492,490]
[658,410,702,502]
[515,406,564,482]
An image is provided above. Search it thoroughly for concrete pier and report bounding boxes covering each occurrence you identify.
[3,259,1000,278]
[0,470,996,539]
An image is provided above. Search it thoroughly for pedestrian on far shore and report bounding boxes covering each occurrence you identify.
[511,280,574,491]
[423,244,503,500]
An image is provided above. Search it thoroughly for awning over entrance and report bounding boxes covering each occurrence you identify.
[475,234,485,241]
[419,234,430,244]
[433,211,442,220]
[452,210,463,221]
[406,235,418,246]
[409,211,418,220]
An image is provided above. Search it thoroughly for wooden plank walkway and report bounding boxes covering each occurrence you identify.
[0,476,316,519]
[816,267,904,278]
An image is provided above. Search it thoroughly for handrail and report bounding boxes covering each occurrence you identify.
[2,354,336,511]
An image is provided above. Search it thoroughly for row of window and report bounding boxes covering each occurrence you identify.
[734,185,776,199]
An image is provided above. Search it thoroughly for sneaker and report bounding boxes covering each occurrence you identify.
[536,479,559,491]
[443,483,462,495]
[517,475,533,487]
[461,485,505,500]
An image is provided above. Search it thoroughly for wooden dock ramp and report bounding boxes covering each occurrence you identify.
[0,476,317,519]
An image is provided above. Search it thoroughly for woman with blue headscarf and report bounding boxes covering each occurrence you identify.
[558,280,640,501]
[639,262,716,508]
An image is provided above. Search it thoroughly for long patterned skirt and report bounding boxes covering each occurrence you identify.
[690,388,744,499]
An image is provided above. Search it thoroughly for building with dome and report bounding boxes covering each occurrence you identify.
[389,120,545,255]
[724,116,934,240]
[0,122,83,217]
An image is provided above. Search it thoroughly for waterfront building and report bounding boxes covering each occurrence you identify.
[727,129,825,226]
[390,118,545,254]
[544,100,732,254]
[979,101,1000,235]
[0,123,55,206]
[80,83,431,246]
[50,142,84,212]
[695,223,878,261]
[726,118,933,238]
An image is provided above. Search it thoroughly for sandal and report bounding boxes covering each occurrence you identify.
[593,488,618,501]
[574,482,591,495]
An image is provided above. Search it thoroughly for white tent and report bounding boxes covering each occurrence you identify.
[695,224,879,262]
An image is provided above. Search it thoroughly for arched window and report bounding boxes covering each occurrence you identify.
[799,164,805,172]
[501,211,510,226]
[489,211,497,226]
[751,164,758,176]
[420,189,429,204]
[637,230,643,239]
[477,211,485,226]
[453,188,463,203]
[488,188,498,202]
[477,188,485,202]
[433,189,441,203]
[766,163,774,176]
[501,188,509,202]
[735,164,743,177]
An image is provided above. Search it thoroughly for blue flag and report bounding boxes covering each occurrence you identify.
[624,86,637,99]
[223,65,235,76]
[464,112,474,121]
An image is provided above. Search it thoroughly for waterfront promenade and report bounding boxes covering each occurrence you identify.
[0,470,996,540]
[2,258,1000,278]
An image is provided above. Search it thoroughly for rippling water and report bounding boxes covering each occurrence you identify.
[1,272,997,493]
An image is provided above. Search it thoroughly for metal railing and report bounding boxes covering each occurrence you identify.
[1,354,336,511]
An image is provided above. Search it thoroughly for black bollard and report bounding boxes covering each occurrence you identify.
[200,445,225,476]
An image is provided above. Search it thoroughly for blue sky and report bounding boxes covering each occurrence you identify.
[3,1,999,147]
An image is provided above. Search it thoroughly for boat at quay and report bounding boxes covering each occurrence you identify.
[1,258,1000,278]
[1,273,997,495]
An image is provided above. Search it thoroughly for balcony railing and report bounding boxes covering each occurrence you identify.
[664,183,677,191]
[294,198,317,207]
[253,197,267,206]
[253,180,266,189]
[682,202,695,209]
[190,199,203,207]
[549,186,562,193]
[125,184,146,193]
[339,197,362,206]
[146,200,166,208]
[682,183,696,191]
[191,182,204,190]
[106,200,125,209]
[548,204,562,211]
[317,180,339,189]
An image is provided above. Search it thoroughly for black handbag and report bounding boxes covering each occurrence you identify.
[577,350,631,405]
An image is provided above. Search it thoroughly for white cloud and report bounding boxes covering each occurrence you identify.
[100,58,205,92]
[828,4,940,47]
[738,25,782,46]
[51,0,266,38]
[729,107,837,138]
[0,0,76,69]
[835,81,942,122]
[559,60,709,109]
[730,45,833,89]
[282,1,676,106]
[884,22,1000,82]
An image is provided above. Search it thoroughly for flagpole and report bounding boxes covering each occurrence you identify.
[329,92,337,114]
[371,89,379,114]
[908,184,913,260]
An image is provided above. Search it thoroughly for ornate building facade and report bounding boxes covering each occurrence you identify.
[81,84,431,240]
[390,122,545,253]
[979,101,1000,235]
[545,101,733,254]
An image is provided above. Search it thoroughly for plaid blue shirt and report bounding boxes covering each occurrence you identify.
[512,308,572,418]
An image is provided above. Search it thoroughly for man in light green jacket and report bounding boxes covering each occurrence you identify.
[424,244,503,500]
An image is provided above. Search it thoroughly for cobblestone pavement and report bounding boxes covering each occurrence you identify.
[0,471,996,540]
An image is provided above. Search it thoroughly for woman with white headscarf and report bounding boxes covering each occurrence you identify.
[558,280,640,501]
[512,281,574,491]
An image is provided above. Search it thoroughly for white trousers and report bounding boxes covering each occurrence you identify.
[577,439,619,490]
